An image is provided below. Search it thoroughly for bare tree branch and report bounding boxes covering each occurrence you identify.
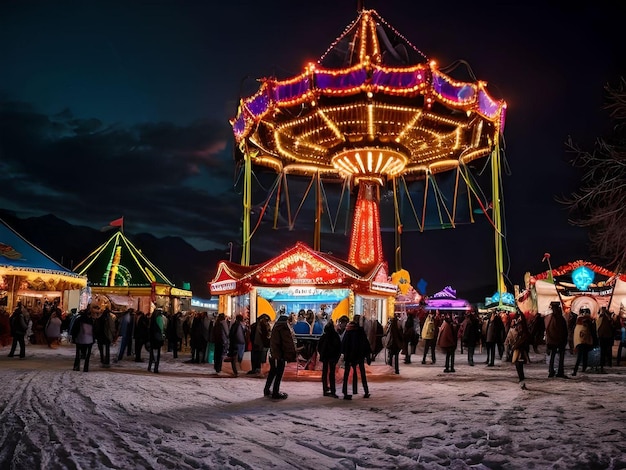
[558,77,626,272]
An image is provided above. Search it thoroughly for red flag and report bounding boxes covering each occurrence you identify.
[109,217,124,227]
[100,217,124,232]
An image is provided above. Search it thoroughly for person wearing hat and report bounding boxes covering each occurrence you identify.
[544,301,569,378]
[572,307,596,376]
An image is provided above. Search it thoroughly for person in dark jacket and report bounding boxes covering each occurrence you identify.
[596,306,616,372]
[317,319,341,398]
[385,313,404,374]
[148,309,165,373]
[509,310,530,389]
[189,311,205,364]
[437,312,458,373]
[95,307,116,368]
[484,310,505,367]
[249,314,271,375]
[462,311,481,366]
[544,301,569,378]
[212,313,230,374]
[228,313,248,376]
[8,302,28,358]
[72,309,95,372]
[264,312,297,399]
[341,314,372,400]
[402,313,419,364]
[116,308,134,362]
[133,311,149,362]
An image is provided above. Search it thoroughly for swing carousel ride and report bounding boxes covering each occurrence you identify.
[231,8,510,306]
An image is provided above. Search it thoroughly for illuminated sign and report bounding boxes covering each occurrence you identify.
[288,286,317,296]
[211,280,237,293]
[572,266,595,291]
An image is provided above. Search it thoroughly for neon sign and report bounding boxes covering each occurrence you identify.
[572,266,594,291]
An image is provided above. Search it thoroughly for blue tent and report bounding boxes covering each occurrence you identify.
[0,218,86,311]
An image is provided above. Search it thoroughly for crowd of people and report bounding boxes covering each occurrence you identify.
[3,299,626,399]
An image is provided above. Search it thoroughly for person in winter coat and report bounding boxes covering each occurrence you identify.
[596,306,616,372]
[402,313,420,364]
[228,313,248,376]
[484,310,505,367]
[385,313,404,374]
[166,311,180,358]
[421,311,438,365]
[544,301,569,378]
[95,308,116,368]
[437,312,458,373]
[8,302,28,358]
[148,309,165,373]
[264,312,297,399]
[462,311,481,366]
[45,308,62,348]
[572,308,596,376]
[72,309,95,372]
[317,319,342,398]
[116,309,134,362]
[212,313,230,374]
[189,312,205,364]
[133,311,149,362]
[249,314,271,375]
[509,310,530,389]
[341,314,372,400]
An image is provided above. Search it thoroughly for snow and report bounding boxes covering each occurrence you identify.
[1,341,626,470]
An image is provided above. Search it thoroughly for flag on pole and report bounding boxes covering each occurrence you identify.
[109,217,124,227]
[100,217,124,232]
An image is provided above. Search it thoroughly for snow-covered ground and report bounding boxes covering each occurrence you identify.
[1,341,625,470]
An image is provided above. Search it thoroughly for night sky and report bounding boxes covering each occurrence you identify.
[1,1,624,298]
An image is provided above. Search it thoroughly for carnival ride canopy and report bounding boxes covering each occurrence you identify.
[231,8,507,250]
[0,218,87,308]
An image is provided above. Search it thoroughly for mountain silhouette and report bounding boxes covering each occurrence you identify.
[0,210,224,299]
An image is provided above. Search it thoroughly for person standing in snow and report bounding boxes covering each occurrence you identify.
[544,301,569,378]
[147,308,165,373]
[8,302,28,358]
[133,310,149,362]
[72,309,95,372]
[317,318,341,398]
[437,312,458,373]
[116,308,134,362]
[509,310,530,389]
[341,314,372,400]
[264,311,297,399]
[572,308,596,376]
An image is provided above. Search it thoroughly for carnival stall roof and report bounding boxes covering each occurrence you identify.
[209,241,397,311]
[425,286,472,311]
[73,230,191,310]
[0,217,87,311]
[210,241,393,291]
[517,260,626,316]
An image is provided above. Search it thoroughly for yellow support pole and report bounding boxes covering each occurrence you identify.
[314,172,321,251]
[490,135,506,306]
[241,147,253,266]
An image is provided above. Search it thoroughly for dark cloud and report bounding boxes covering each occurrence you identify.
[0,100,238,250]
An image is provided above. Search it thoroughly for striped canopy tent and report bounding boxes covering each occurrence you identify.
[73,230,192,313]
[0,218,87,313]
